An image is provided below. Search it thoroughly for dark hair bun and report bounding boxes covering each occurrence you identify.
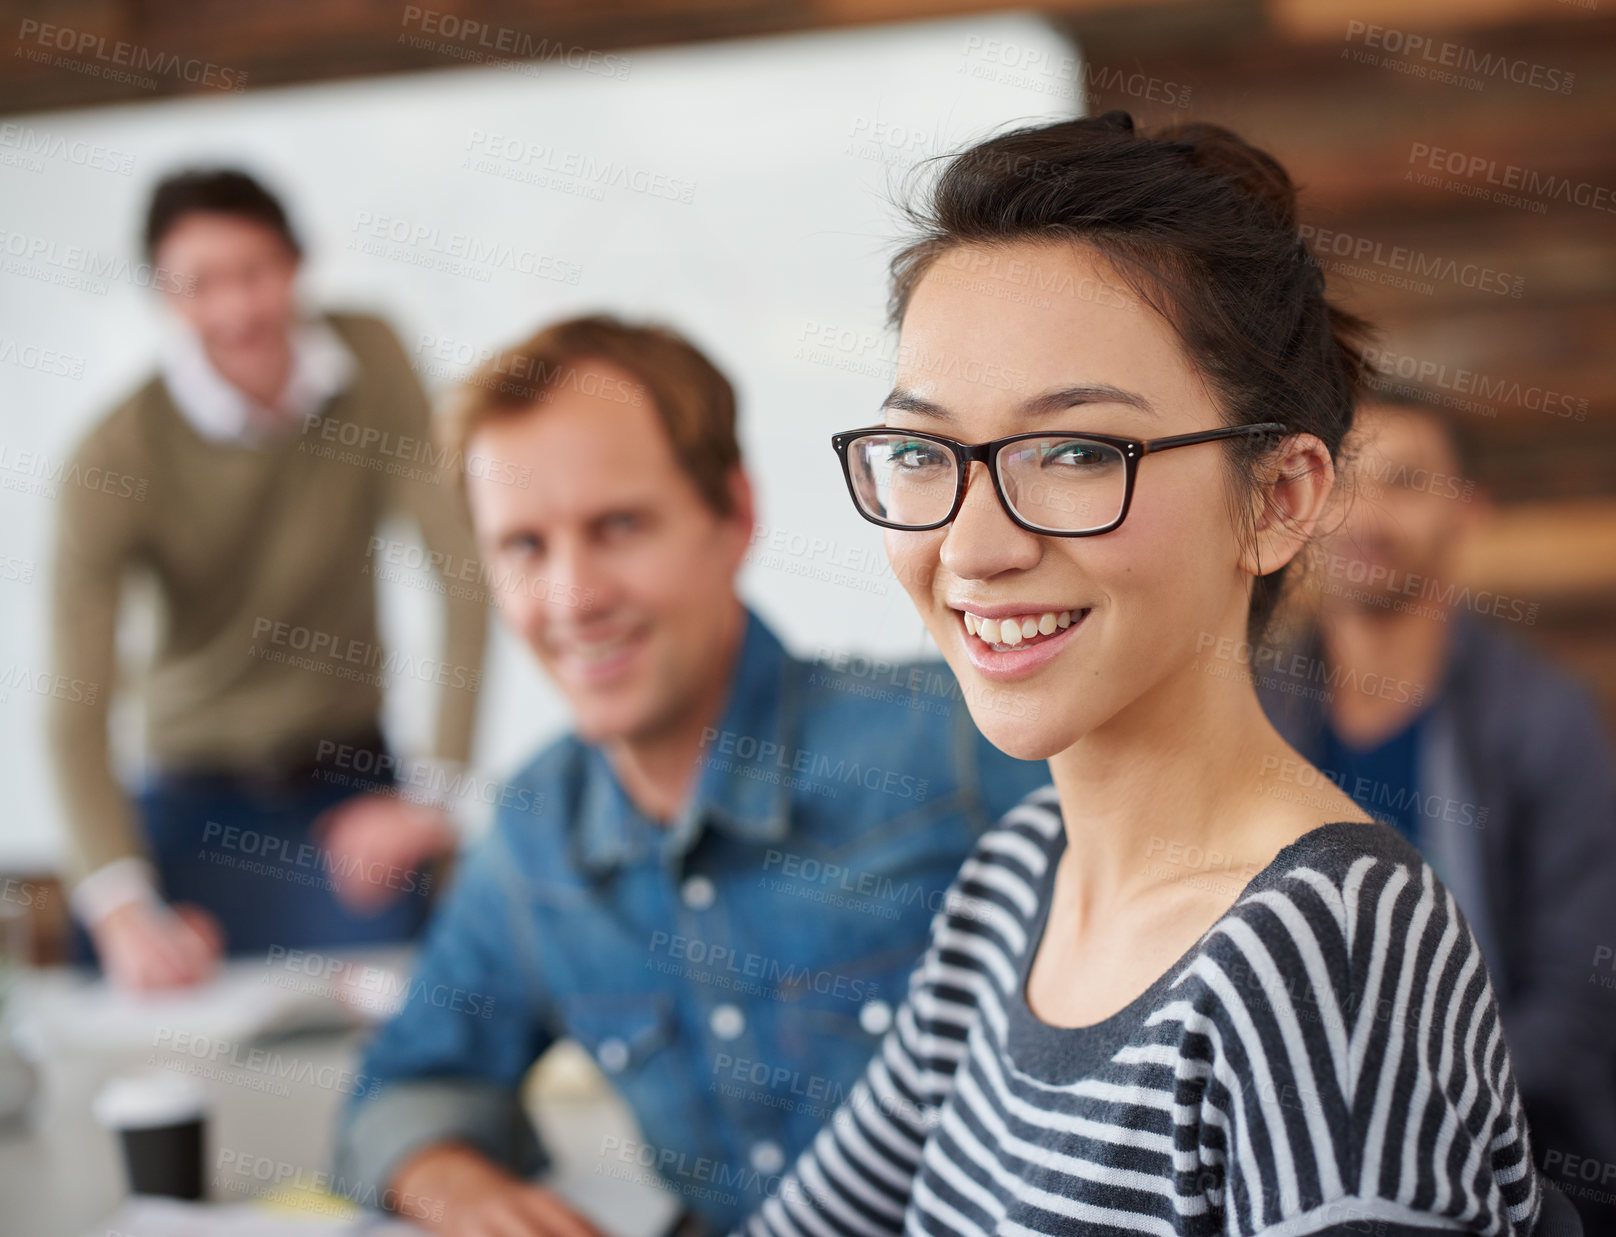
[1164,122,1299,231]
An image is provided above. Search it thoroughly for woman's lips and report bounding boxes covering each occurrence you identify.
[954,606,1091,682]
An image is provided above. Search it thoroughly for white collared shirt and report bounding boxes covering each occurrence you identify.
[159,315,356,444]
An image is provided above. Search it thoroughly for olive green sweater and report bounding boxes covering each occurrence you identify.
[48,313,488,882]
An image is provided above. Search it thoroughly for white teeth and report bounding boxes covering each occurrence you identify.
[960,608,1083,650]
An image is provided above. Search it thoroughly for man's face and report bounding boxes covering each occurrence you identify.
[1323,405,1478,606]
[154,212,299,371]
[466,360,753,745]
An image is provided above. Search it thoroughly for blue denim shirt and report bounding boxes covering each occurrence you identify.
[334,611,1048,1230]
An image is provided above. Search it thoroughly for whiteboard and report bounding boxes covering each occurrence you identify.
[0,14,1081,869]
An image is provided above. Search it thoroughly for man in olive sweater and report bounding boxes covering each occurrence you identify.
[49,169,488,989]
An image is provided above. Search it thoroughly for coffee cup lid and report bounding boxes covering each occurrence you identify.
[92,1071,208,1129]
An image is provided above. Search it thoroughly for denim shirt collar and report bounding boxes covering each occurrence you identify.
[574,608,796,876]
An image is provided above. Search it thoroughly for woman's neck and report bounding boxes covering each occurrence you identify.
[1043,647,1356,926]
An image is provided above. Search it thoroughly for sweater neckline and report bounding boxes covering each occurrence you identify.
[1002,817,1376,1085]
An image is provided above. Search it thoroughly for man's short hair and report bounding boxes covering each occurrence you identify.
[447,315,742,515]
[144,168,301,262]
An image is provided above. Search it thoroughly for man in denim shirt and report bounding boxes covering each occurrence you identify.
[333,316,1048,1235]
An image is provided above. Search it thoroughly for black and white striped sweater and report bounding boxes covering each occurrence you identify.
[739,785,1543,1237]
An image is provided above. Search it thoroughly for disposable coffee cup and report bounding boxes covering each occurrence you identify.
[92,1071,207,1200]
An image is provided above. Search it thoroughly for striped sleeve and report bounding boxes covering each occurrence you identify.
[1197,855,1542,1237]
[737,792,1060,1237]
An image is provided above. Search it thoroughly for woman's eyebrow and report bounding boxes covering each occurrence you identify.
[1019,383,1157,418]
[880,383,1156,421]
[880,388,951,419]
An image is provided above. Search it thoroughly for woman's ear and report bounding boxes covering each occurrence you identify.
[1239,432,1337,580]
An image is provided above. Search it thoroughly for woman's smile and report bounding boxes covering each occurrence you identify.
[949,601,1093,682]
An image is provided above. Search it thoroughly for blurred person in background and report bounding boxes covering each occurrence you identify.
[334,315,1050,1236]
[48,169,488,990]
[1260,393,1616,1230]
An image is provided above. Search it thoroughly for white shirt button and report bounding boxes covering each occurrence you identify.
[596,1037,630,1073]
[709,1004,745,1040]
[859,999,893,1036]
[681,874,716,910]
[750,1140,785,1174]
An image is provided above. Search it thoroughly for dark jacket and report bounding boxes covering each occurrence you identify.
[1260,612,1616,1228]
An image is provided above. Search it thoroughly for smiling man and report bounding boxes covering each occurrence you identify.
[334,316,1050,1236]
[48,168,487,989]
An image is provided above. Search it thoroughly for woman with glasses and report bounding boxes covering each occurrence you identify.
[737,114,1574,1236]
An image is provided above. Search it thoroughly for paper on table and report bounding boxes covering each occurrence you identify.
[82,1196,423,1236]
[14,948,413,1058]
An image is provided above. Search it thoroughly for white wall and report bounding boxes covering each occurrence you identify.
[0,14,1080,869]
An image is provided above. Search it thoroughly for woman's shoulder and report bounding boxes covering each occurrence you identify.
[1223,818,1463,955]
[1189,819,1482,1009]
[1153,816,1508,1104]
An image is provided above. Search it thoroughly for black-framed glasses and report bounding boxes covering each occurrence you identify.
[830,422,1287,536]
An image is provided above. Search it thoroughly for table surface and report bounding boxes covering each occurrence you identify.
[0,964,681,1237]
